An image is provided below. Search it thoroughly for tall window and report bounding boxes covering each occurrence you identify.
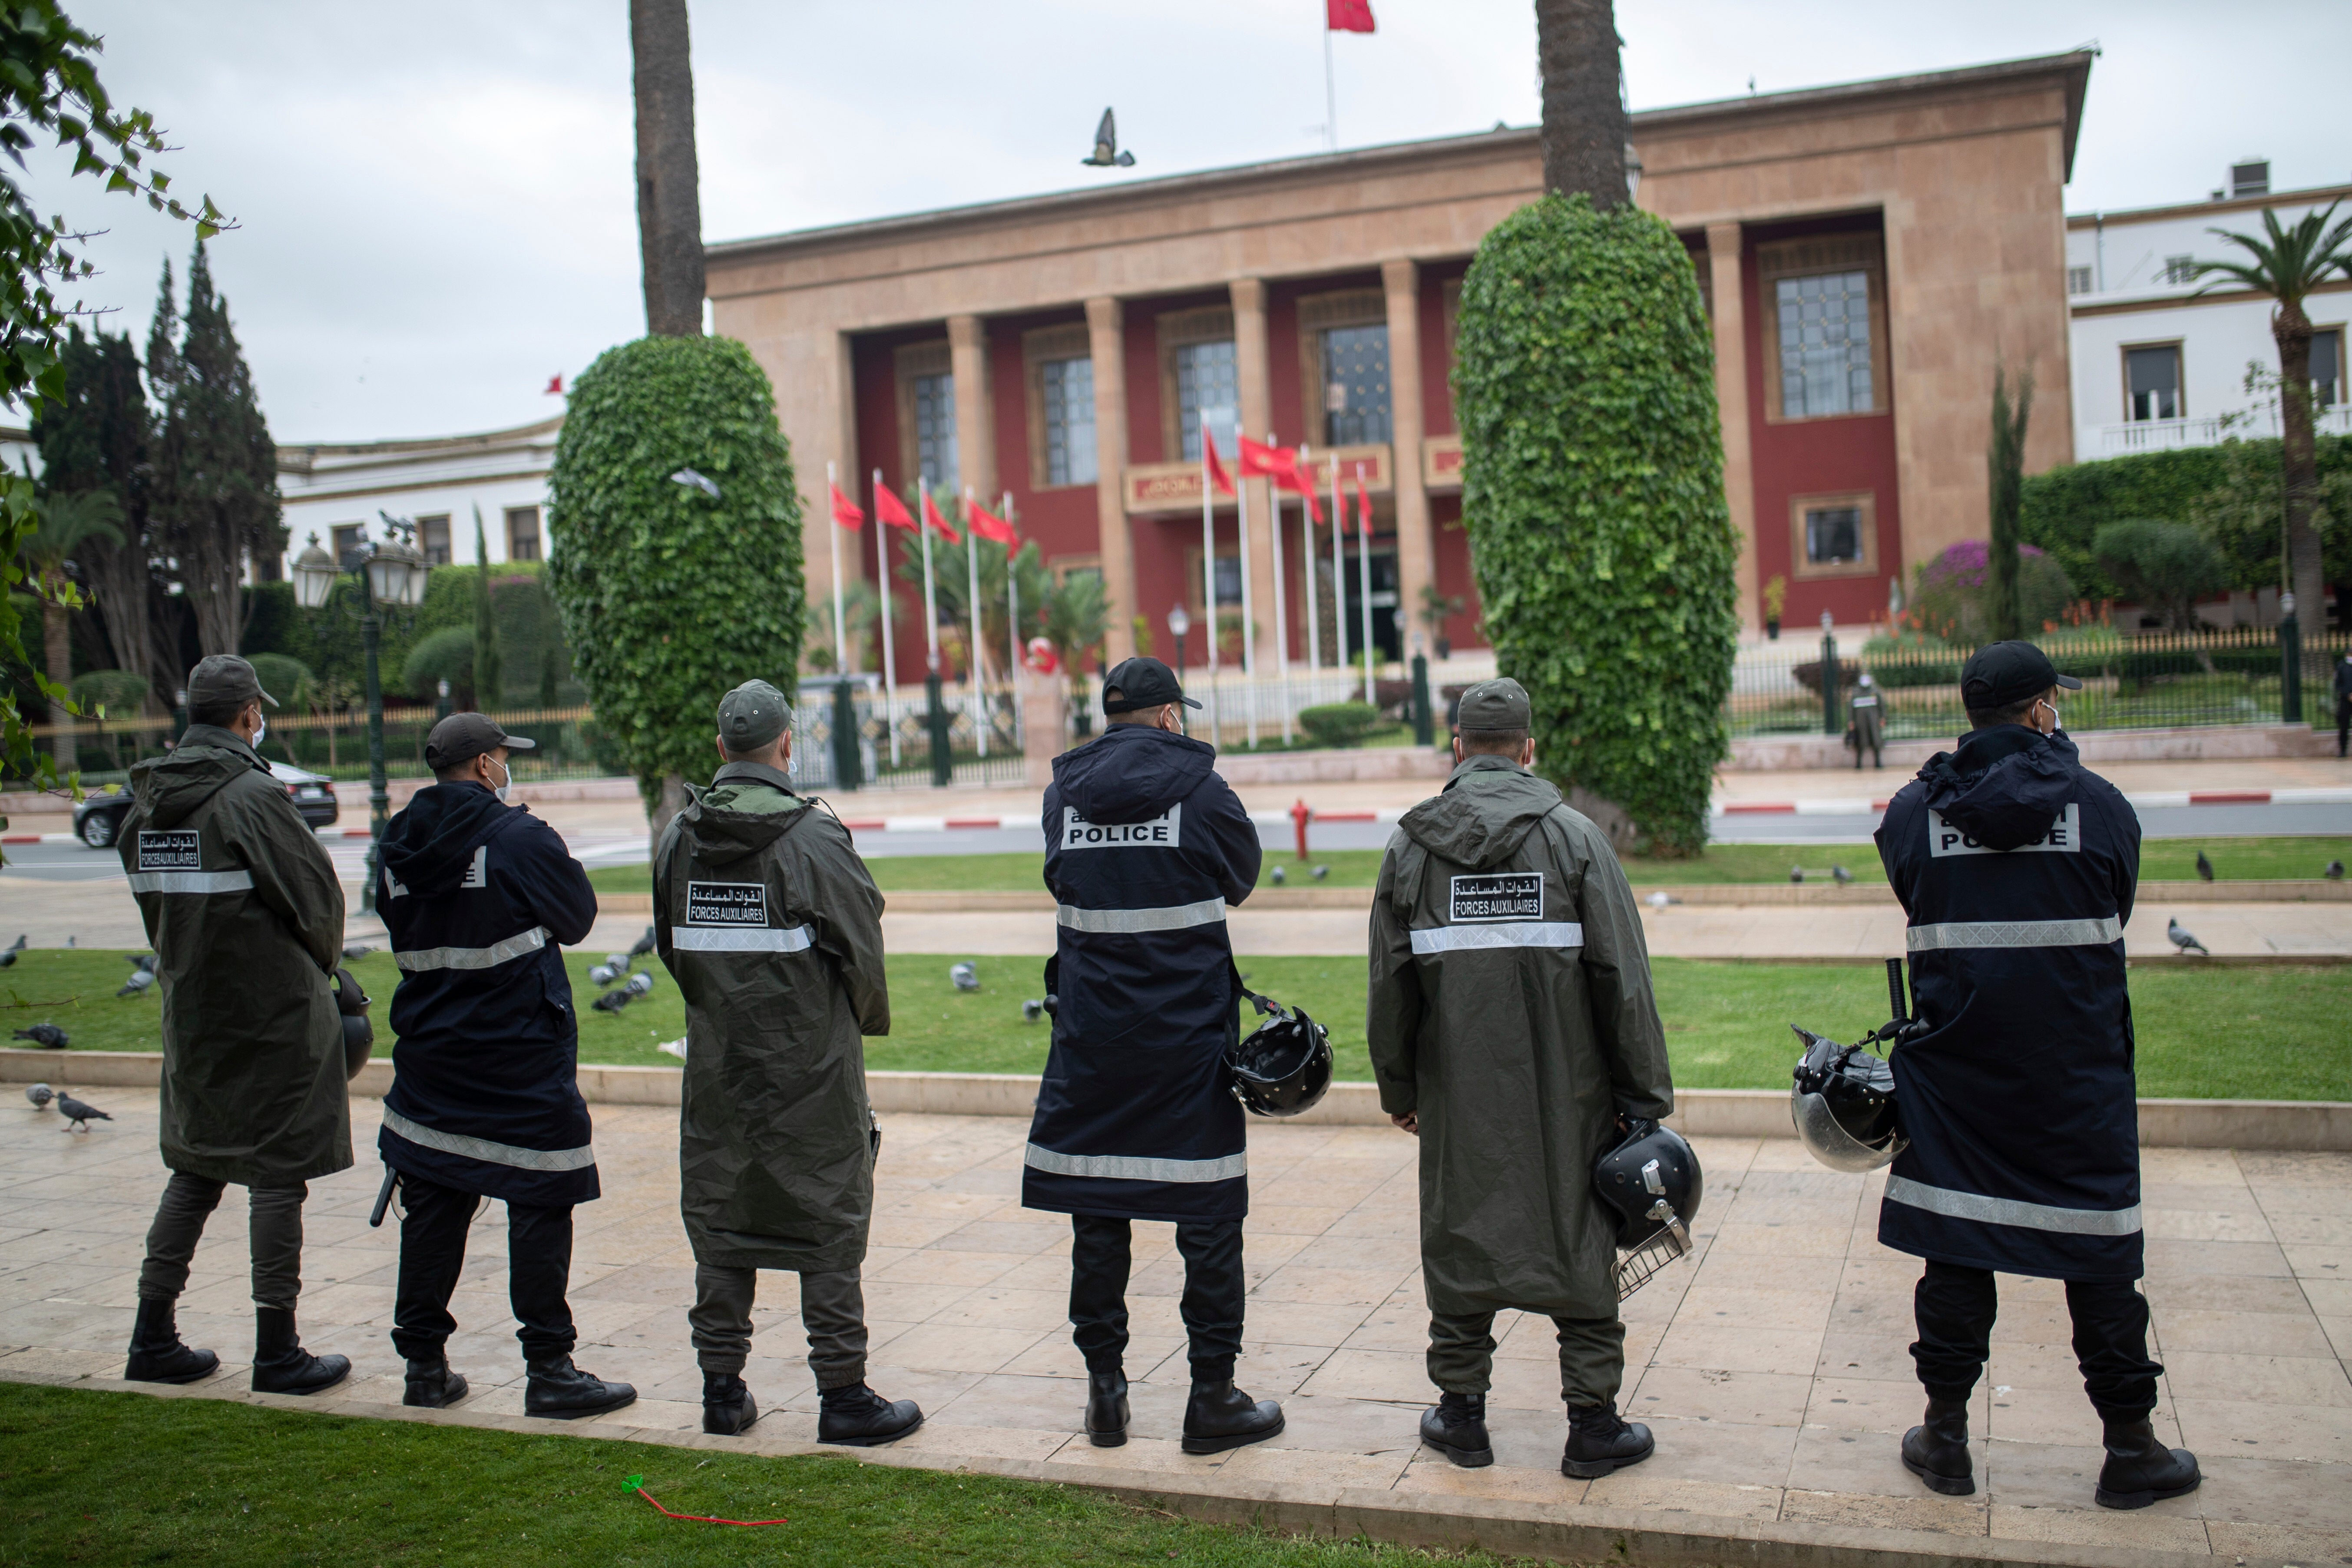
[1173,338,1237,461]
[2312,328,2343,409]
[2067,265,2094,297]
[417,514,452,566]
[330,523,366,567]
[2160,255,2196,286]
[505,505,542,562]
[1040,357,1096,485]
[911,371,957,487]
[1320,323,1392,447]
[2125,345,2182,422]
[1775,270,1874,417]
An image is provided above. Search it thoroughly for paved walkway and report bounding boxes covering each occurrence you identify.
[3,1090,2345,1564]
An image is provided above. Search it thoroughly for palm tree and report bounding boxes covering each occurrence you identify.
[2191,202,2352,636]
[1042,570,1108,725]
[1534,0,1629,207]
[630,0,703,337]
[16,489,124,765]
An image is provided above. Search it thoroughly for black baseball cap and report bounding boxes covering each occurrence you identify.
[1102,656,1201,715]
[1959,640,2082,710]
[425,712,536,772]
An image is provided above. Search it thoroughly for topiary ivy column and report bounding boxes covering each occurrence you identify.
[1453,192,1740,856]
[547,334,804,824]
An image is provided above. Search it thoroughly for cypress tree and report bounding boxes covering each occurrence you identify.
[472,509,503,708]
[1987,366,2034,642]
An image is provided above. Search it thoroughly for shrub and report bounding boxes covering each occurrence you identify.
[244,653,313,709]
[401,627,473,705]
[69,668,148,716]
[2093,519,2225,632]
[1908,541,2074,642]
[1297,701,1379,748]
[1452,192,1739,854]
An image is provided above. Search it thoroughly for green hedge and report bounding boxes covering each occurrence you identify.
[1297,701,1379,748]
[1452,193,1739,855]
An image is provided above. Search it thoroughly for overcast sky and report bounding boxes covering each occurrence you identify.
[19,0,2349,444]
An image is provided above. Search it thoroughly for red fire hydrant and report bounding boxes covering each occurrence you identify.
[1290,797,1313,861]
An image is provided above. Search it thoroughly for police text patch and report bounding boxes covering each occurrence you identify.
[136,830,200,871]
[1449,872,1544,923]
[685,881,769,926]
[1927,804,2081,857]
[1062,804,1181,850]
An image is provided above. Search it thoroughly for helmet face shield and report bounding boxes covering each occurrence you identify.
[1789,1026,1908,1172]
[1591,1122,1704,1299]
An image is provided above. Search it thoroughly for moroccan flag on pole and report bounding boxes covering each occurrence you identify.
[829,483,865,530]
[922,489,962,544]
[1203,431,1236,497]
[873,483,917,530]
[1328,0,1374,32]
[1281,466,1324,525]
[1354,469,1373,537]
[1237,435,1299,484]
[967,497,1018,544]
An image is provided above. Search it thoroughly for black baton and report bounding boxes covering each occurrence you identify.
[368,1166,398,1228]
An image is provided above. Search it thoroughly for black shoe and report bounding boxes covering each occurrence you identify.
[402,1356,469,1409]
[817,1383,923,1446]
[1562,1400,1654,1479]
[123,1298,218,1385]
[1419,1391,1493,1468]
[1900,1397,1975,1496]
[1084,1368,1129,1448]
[702,1371,759,1436]
[523,1353,636,1420]
[2094,1418,2200,1510]
[1181,1379,1284,1456]
[250,1307,350,1396]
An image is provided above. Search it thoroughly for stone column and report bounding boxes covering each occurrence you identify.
[1230,278,1277,667]
[946,314,993,505]
[1086,296,1135,664]
[1382,259,1431,659]
[1706,222,1760,635]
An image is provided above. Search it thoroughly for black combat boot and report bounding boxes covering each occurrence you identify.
[1419,1391,1493,1468]
[1562,1399,1654,1479]
[1899,1397,1974,1495]
[523,1352,636,1420]
[2094,1417,2200,1510]
[817,1382,923,1446]
[402,1356,469,1409]
[1084,1367,1129,1448]
[702,1370,759,1436]
[1180,1379,1284,1456]
[250,1307,350,1396]
[123,1298,218,1385]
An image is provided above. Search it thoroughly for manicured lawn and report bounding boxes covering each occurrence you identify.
[0,1382,1514,1568]
[12,948,2343,1101]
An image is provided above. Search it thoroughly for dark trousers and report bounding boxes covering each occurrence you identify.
[390,1174,576,1363]
[2336,694,2350,758]
[1911,1259,2162,1419]
[688,1263,869,1389]
[1428,1310,1626,1407]
[136,1171,308,1311]
[1069,1215,1244,1383]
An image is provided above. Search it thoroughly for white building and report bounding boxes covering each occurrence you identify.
[2067,162,2352,462]
[273,415,558,575]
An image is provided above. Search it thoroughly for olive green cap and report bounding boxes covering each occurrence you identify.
[1456,677,1531,731]
[185,654,277,711]
[718,679,791,751]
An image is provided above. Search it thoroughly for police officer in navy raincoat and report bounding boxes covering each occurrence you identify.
[1022,657,1283,1455]
[376,713,634,1421]
[1875,642,2198,1512]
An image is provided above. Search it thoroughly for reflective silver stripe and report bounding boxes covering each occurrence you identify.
[672,924,814,953]
[1409,921,1585,955]
[1905,916,2123,952]
[395,925,551,972]
[381,1108,595,1173]
[1055,898,1227,934]
[1885,1174,2141,1236]
[125,870,255,895]
[1023,1142,1246,1184]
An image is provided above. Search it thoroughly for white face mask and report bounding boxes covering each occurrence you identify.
[2036,698,2061,734]
[251,707,267,747]
[488,755,512,804]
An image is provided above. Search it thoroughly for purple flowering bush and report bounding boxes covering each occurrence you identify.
[1909,540,2074,642]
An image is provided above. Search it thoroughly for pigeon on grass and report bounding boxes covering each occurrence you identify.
[629,926,657,961]
[592,972,654,1014]
[0,934,22,969]
[56,1092,109,1131]
[2327,860,2344,882]
[589,956,629,988]
[11,1023,67,1049]
[1270,866,1286,885]
[1831,865,1853,885]
[950,963,979,992]
[1311,866,1327,882]
[2194,850,2215,883]
[117,966,156,999]
[2167,919,2209,956]
[341,944,377,962]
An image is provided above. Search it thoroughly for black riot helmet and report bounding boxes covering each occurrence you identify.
[1789,1026,1907,1172]
[1592,1120,1704,1250]
[1225,990,1333,1118]
[333,966,374,1082]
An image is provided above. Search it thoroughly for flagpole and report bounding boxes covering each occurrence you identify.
[826,462,847,673]
[964,486,986,758]
[1296,441,1319,679]
[1330,452,1350,698]
[1323,20,1338,154]
[1356,462,1376,703]
[917,478,942,675]
[1199,437,1219,747]
[872,466,899,767]
[1263,452,1290,744]
[1233,433,1257,748]
[1002,492,1020,752]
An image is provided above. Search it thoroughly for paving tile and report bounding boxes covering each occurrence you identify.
[1990,1503,2209,1552]
[1780,1485,1988,1536]
[2160,1349,2352,1406]
[1394,1452,1585,1507]
[1624,1365,1812,1427]
[864,1322,1047,1377]
[2189,1452,2352,1529]
[2205,1520,2352,1561]
[2173,1396,2352,1464]
[1581,1472,1783,1522]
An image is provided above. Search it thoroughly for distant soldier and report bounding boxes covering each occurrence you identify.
[654,681,922,1446]
[118,655,352,1396]
[1847,672,1886,769]
[2334,649,2351,758]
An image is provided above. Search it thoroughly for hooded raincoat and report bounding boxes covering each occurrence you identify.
[117,724,351,1187]
[377,781,599,1206]
[653,762,889,1274]
[1874,726,2144,1281]
[1367,755,1673,1320]
[1022,724,1261,1223]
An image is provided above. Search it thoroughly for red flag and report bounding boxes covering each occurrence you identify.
[543,374,564,396]
[1237,436,1297,484]
[967,498,1018,544]
[1327,0,1374,33]
[1202,431,1236,497]
[1354,470,1373,538]
[873,484,916,530]
[829,483,865,531]
[1278,466,1325,524]
[922,490,962,545]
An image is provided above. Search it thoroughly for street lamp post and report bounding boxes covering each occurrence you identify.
[292,517,430,914]
[1167,605,1191,733]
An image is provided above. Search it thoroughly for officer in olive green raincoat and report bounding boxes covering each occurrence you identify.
[1368,678,1674,1480]
[116,655,354,1397]
[653,680,921,1447]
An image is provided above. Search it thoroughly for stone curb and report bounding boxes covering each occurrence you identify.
[2,1049,2343,1150]
[0,1371,2286,1568]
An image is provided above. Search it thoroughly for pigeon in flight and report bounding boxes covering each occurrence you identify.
[950,963,979,992]
[0,934,23,969]
[2327,860,2343,881]
[56,1092,110,1132]
[1082,108,1136,168]
[669,468,721,501]
[2194,850,2215,883]
[11,1023,68,1049]
[25,1083,53,1108]
[2167,919,2209,956]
